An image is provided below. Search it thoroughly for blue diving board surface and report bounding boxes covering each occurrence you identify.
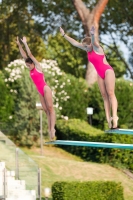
[45,140,133,149]
[105,129,133,135]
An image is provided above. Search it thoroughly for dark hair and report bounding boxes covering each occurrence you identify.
[82,37,91,45]
[25,57,33,64]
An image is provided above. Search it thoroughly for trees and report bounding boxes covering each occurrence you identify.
[70,0,133,83]
[0,72,14,123]
[0,0,47,69]
[48,0,133,82]
[39,0,110,85]
[0,0,132,82]
[39,0,128,84]
[72,0,109,85]
[100,0,133,79]
[45,33,86,78]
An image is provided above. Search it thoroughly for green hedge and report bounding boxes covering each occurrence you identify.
[56,119,133,170]
[52,181,124,200]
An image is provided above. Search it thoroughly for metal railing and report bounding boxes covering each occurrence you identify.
[0,131,41,200]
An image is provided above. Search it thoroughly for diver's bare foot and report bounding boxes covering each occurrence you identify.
[50,129,56,141]
[112,116,119,128]
[108,117,112,129]
[48,129,51,138]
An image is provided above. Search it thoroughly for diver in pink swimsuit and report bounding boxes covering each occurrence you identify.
[87,50,113,79]
[16,36,56,140]
[30,66,47,96]
[60,26,118,129]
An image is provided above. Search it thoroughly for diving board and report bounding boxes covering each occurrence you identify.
[105,129,133,135]
[45,140,133,149]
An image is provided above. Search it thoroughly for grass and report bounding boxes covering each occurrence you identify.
[22,145,133,200]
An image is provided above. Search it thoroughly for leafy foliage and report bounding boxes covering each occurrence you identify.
[0,0,129,79]
[0,0,47,69]
[52,181,124,200]
[100,0,133,78]
[45,33,86,78]
[103,46,126,78]
[0,71,14,123]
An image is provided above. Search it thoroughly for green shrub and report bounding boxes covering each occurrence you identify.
[0,71,14,123]
[56,119,133,170]
[52,181,124,200]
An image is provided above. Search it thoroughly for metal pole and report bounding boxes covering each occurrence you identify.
[89,115,92,125]
[3,168,6,199]
[38,168,41,200]
[15,148,19,179]
[40,110,43,156]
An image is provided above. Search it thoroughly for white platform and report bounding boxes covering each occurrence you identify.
[0,162,36,200]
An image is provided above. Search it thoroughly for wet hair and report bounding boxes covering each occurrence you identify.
[82,37,91,45]
[25,57,33,64]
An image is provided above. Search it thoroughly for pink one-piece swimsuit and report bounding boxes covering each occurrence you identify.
[87,50,113,79]
[30,67,47,96]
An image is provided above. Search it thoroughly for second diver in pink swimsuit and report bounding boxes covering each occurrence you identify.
[87,50,113,79]
[16,36,56,140]
[60,26,118,129]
